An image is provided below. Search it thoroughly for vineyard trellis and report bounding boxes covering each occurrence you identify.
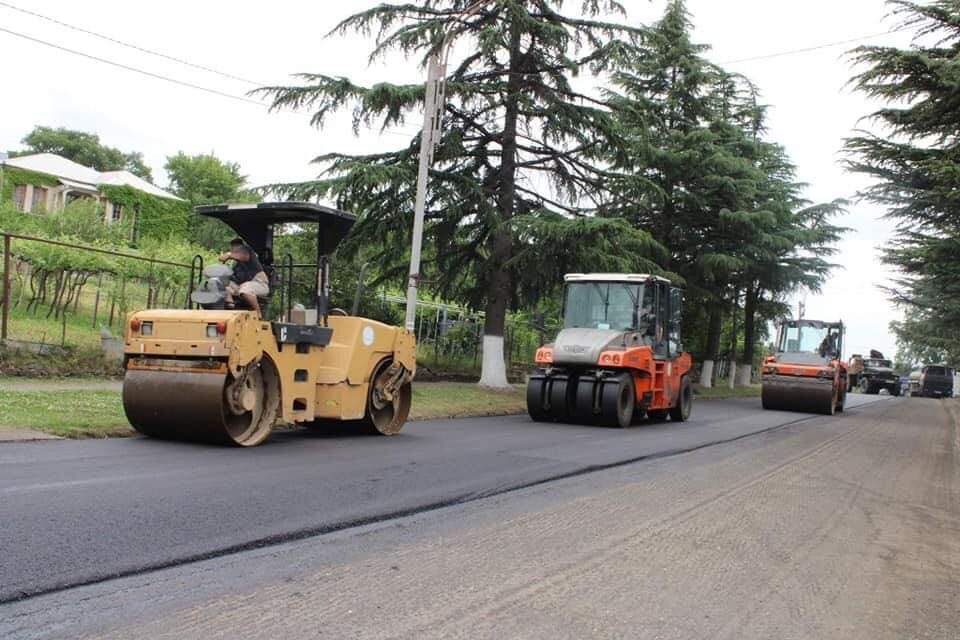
[0,232,199,347]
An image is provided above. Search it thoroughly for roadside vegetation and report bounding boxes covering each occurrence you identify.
[0,377,756,439]
[0,382,528,439]
[845,0,960,368]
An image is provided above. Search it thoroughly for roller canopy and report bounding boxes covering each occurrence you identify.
[195,202,357,262]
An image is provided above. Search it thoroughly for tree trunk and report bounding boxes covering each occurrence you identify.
[700,303,723,388]
[728,289,738,389]
[479,24,523,389]
[737,284,759,386]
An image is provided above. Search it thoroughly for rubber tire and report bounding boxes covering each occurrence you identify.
[549,377,574,421]
[890,384,901,397]
[600,374,635,428]
[526,377,549,422]
[573,377,599,424]
[669,375,693,422]
[859,378,870,394]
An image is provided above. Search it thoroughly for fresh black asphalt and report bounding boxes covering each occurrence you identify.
[0,394,886,602]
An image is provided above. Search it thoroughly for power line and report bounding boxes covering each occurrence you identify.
[0,25,419,140]
[0,0,265,86]
[0,26,269,106]
[720,32,892,65]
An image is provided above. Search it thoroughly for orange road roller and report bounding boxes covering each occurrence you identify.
[526,274,693,427]
[761,318,847,415]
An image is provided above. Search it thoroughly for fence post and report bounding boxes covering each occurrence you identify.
[92,272,103,328]
[2,234,10,343]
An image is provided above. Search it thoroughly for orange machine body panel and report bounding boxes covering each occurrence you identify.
[535,344,692,411]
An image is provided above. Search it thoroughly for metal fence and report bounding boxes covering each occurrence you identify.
[1,233,549,374]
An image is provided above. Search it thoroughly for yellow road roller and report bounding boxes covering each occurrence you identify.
[122,202,416,446]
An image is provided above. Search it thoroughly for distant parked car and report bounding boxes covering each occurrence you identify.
[909,365,954,398]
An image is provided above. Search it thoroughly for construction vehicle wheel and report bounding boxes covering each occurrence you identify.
[647,409,669,422]
[526,377,550,422]
[123,361,280,447]
[547,376,573,421]
[823,386,837,416]
[573,377,599,424]
[364,361,412,435]
[858,378,870,394]
[600,374,635,428]
[890,384,901,397]
[669,375,693,422]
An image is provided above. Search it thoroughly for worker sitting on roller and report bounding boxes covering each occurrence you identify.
[218,238,269,315]
[818,331,839,358]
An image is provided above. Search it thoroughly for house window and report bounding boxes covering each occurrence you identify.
[12,185,26,211]
[109,202,123,223]
[31,186,47,212]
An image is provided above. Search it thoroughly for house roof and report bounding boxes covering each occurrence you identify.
[2,153,182,201]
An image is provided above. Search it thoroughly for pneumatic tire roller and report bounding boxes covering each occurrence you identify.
[526,274,693,428]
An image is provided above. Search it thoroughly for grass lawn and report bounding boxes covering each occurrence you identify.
[0,382,526,439]
[693,382,762,399]
[412,382,525,419]
[0,389,131,438]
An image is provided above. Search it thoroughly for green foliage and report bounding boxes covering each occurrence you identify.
[846,0,960,365]
[0,345,123,378]
[0,166,60,204]
[606,0,844,364]
[164,152,260,249]
[0,200,212,290]
[10,126,153,182]
[257,0,655,361]
[97,184,190,242]
[256,0,842,383]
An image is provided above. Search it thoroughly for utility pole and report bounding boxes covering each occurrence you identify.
[404,54,447,332]
[404,0,491,333]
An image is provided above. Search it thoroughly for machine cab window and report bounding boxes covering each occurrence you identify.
[776,320,843,360]
[562,276,682,358]
[563,282,641,331]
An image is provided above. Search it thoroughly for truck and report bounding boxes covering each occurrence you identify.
[847,350,900,396]
[909,364,954,398]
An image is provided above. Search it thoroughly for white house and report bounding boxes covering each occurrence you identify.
[1,152,181,223]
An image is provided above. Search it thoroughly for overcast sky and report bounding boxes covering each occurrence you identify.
[0,0,914,359]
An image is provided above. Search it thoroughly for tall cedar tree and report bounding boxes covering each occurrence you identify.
[607,1,843,382]
[258,1,664,387]
[605,0,734,379]
[847,0,960,365]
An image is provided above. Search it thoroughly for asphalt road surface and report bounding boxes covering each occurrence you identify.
[3,393,958,639]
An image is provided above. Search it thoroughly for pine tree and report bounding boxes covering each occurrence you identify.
[607,1,844,385]
[846,0,960,365]
[605,1,763,386]
[258,0,662,387]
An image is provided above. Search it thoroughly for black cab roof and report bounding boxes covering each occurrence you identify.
[195,202,357,258]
